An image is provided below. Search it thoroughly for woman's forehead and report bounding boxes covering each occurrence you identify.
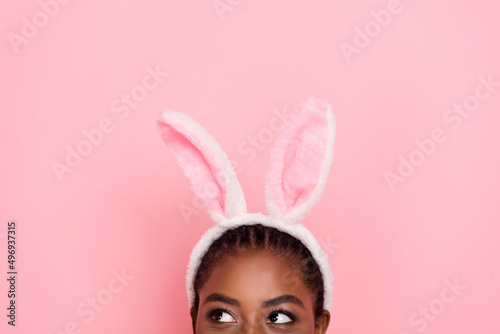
[199,249,314,309]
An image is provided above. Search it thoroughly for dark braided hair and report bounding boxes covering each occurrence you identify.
[191,223,325,319]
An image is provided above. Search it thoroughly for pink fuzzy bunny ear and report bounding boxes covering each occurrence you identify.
[157,111,247,223]
[265,97,336,224]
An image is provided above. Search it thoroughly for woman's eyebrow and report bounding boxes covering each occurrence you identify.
[262,295,305,309]
[203,293,240,306]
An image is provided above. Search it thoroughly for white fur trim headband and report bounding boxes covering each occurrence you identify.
[157,96,337,311]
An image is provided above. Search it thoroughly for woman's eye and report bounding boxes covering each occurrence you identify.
[267,312,293,324]
[211,310,236,323]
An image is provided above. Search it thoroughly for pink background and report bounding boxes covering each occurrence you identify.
[1,0,499,333]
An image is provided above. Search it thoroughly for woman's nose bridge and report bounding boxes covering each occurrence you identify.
[239,309,266,334]
[240,324,266,334]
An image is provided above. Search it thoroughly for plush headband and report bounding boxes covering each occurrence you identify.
[157,96,337,311]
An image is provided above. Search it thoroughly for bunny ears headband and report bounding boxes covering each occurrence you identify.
[157,96,336,311]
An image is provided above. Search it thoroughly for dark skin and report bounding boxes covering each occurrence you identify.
[191,249,330,333]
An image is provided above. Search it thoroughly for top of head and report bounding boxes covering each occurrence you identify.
[156,96,336,311]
